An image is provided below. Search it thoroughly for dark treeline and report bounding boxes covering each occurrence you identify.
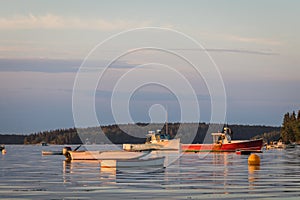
[281,110,300,143]
[16,123,280,145]
[0,134,25,144]
[252,131,281,143]
[23,128,82,145]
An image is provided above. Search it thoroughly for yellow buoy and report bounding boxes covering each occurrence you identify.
[248,154,260,166]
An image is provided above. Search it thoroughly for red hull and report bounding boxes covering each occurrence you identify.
[181,139,263,152]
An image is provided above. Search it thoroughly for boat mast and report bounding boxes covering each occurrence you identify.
[166,106,168,135]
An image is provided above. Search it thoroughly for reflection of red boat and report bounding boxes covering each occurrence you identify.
[181,127,263,152]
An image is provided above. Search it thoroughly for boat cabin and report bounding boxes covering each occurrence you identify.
[145,130,170,144]
[212,127,232,144]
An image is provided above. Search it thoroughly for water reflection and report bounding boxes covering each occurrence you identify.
[58,147,300,199]
[100,166,117,184]
[63,160,102,184]
[212,153,230,194]
[248,165,260,190]
[2,145,300,199]
[55,149,265,195]
[285,146,300,165]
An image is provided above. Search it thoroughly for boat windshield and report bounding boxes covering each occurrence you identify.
[159,134,170,140]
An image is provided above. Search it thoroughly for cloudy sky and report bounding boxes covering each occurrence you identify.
[0,0,299,134]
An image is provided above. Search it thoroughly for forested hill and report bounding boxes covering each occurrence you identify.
[0,134,26,144]
[0,123,280,145]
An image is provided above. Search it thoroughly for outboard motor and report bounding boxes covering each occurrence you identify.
[62,146,72,156]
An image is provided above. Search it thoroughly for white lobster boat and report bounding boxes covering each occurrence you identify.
[123,130,180,151]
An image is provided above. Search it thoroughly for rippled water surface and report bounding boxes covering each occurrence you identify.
[1,145,299,199]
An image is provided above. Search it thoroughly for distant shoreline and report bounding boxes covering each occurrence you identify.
[0,123,281,145]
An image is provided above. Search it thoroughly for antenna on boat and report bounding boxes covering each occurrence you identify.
[166,105,168,135]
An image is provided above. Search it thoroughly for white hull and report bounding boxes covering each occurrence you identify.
[123,138,180,151]
[65,150,147,161]
[101,157,165,169]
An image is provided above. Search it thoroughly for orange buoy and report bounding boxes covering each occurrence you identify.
[248,154,260,166]
[2,149,6,154]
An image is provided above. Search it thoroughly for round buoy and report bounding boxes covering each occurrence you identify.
[248,154,260,165]
[2,149,6,154]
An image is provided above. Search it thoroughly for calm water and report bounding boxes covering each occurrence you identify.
[0,145,299,199]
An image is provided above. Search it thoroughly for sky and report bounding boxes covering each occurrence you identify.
[0,0,299,134]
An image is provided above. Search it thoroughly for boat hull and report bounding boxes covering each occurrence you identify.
[101,157,165,169]
[181,139,263,152]
[42,151,63,155]
[65,150,147,161]
[123,138,180,151]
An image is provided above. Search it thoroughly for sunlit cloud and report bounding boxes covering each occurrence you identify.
[228,35,282,46]
[0,14,157,30]
[169,48,278,56]
[0,45,47,53]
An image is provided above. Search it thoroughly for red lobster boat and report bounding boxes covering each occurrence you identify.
[181,127,263,152]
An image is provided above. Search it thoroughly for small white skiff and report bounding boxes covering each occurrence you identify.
[65,150,148,161]
[101,156,165,169]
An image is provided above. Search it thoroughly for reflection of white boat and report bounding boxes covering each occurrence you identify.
[123,130,180,151]
[101,156,165,169]
[65,150,148,161]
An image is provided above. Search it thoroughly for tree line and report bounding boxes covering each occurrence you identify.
[0,123,281,145]
[0,134,25,144]
[281,110,300,143]
[20,123,279,145]
[23,128,82,145]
